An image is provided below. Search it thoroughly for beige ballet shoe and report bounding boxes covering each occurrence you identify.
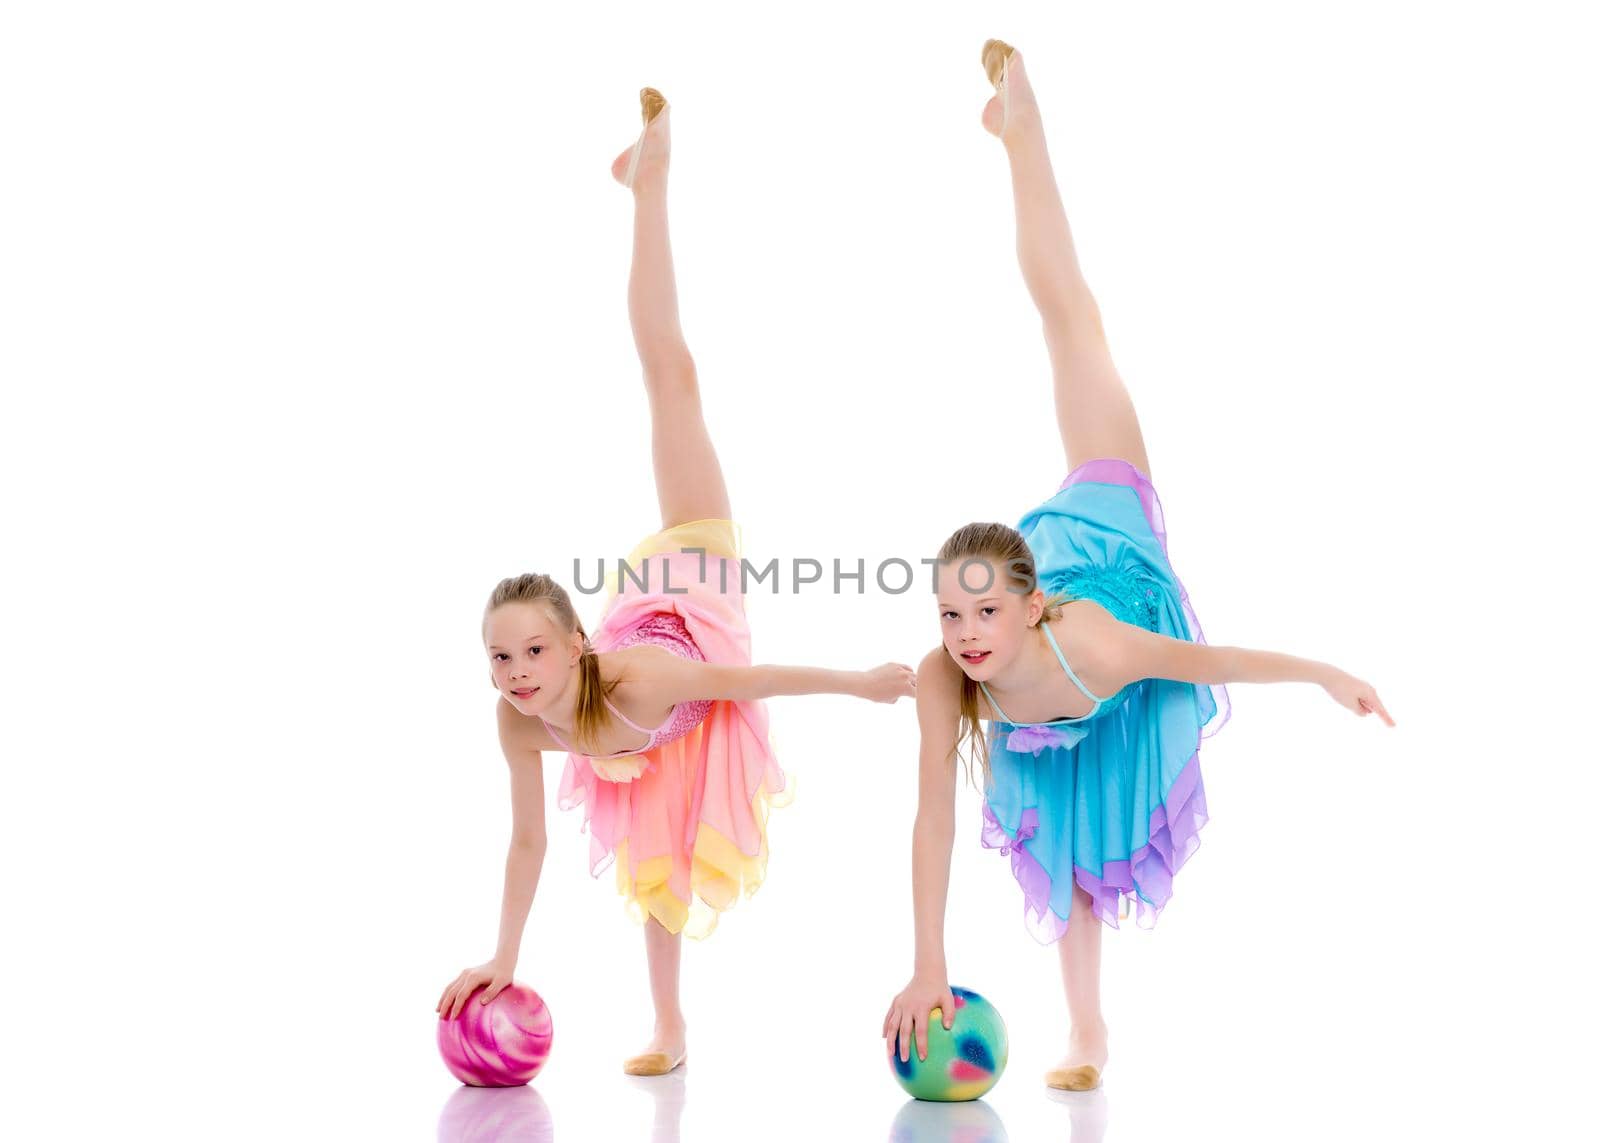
[981,38,1016,136]
[1044,1063,1102,1091]
[620,86,669,189]
[623,1049,686,1077]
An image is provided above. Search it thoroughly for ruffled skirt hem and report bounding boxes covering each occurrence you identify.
[980,751,1209,943]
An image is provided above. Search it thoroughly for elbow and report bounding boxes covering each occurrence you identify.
[710,663,765,703]
[1192,645,1237,686]
[745,664,777,702]
[509,834,547,856]
[913,809,956,843]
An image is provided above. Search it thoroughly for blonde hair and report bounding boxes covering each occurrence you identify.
[936,523,1068,791]
[484,573,618,753]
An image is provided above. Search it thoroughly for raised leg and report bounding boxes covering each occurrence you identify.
[611,98,733,530]
[1050,880,1111,1089]
[986,49,1152,480]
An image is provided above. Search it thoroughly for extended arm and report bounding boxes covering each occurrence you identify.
[490,696,549,967]
[908,649,961,982]
[1097,612,1395,726]
[437,699,551,1021]
[883,647,965,1063]
[649,652,917,705]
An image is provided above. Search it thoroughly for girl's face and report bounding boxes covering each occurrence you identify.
[484,602,582,716]
[936,558,1043,681]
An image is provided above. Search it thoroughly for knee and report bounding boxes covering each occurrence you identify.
[1041,289,1107,348]
[642,353,699,399]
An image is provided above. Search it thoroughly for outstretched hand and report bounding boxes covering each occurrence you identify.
[437,959,515,1021]
[860,662,918,703]
[1323,669,1395,727]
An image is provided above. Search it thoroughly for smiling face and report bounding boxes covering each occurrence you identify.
[484,601,582,716]
[936,557,1044,681]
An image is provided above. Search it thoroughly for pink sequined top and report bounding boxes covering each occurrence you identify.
[538,612,714,759]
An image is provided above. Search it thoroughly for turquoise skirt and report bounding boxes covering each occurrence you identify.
[981,458,1231,942]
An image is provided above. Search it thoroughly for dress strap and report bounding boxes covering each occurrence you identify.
[978,681,1012,723]
[1041,623,1108,706]
[599,693,654,734]
[539,696,660,759]
[537,716,572,752]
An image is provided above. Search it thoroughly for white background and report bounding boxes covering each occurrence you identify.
[3,2,1595,1140]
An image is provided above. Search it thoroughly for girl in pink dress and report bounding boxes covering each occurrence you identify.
[437,89,916,1076]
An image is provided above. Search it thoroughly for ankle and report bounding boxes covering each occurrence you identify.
[1070,1018,1109,1041]
[630,178,668,202]
[1001,112,1047,153]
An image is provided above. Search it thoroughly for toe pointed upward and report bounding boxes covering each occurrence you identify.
[640,86,668,124]
[981,38,1015,89]
[614,87,672,189]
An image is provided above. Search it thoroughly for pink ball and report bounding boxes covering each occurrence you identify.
[437,983,553,1087]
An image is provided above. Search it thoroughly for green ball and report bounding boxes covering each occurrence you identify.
[887,986,1009,1101]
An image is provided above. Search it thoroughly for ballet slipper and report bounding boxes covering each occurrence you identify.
[621,86,669,189]
[981,38,1016,137]
[623,1049,687,1077]
[1044,1063,1102,1091]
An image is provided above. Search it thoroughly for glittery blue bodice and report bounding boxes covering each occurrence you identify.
[1050,563,1164,633]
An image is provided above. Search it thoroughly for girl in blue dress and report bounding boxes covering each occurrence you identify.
[883,41,1395,1093]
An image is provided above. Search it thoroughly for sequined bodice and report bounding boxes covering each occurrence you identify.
[540,612,713,760]
[1050,564,1163,634]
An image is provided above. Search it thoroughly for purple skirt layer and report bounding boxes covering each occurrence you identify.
[981,753,1210,941]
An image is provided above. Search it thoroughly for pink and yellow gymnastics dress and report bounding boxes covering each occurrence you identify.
[541,519,789,939]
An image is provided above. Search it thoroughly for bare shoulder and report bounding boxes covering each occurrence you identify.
[1055,596,1117,629]
[916,644,962,687]
[596,644,680,700]
[495,694,558,753]
[1050,602,1134,693]
[916,645,964,718]
[595,644,677,680]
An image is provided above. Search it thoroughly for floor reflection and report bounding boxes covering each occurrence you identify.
[626,1068,688,1143]
[1044,1087,1109,1142]
[887,1086,1110,1143]
[889,1099,1009,1143]
[437,1084,554,1143]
